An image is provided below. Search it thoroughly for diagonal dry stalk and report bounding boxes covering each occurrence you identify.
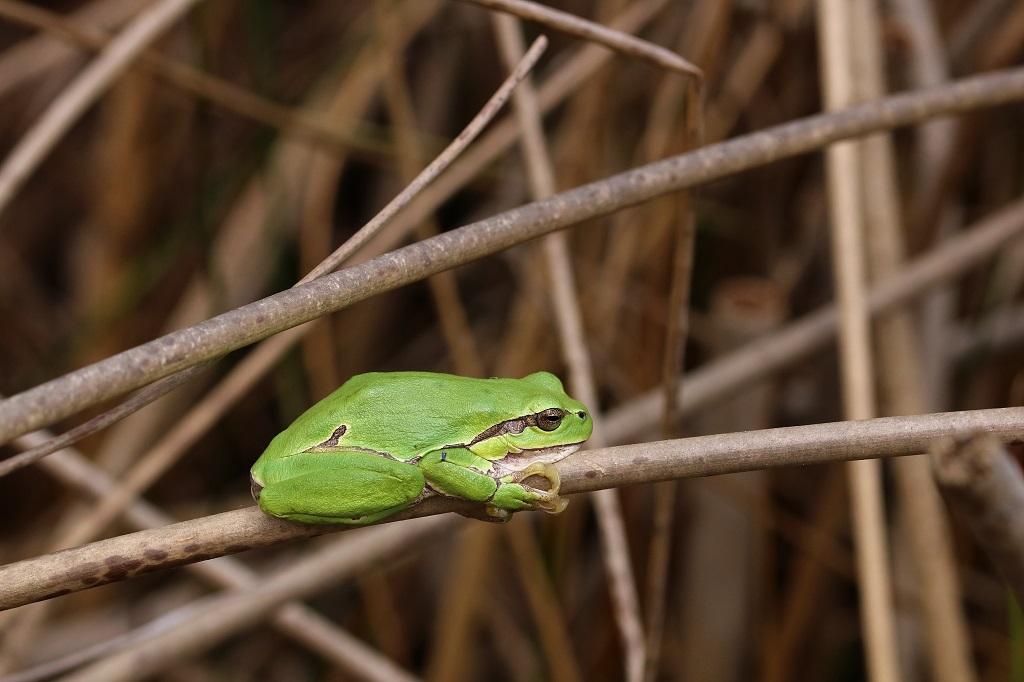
[55,515,457,682]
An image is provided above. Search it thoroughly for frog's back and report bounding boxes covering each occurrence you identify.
[263,371,575,462]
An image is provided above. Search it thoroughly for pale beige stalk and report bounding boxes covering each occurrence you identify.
[816,0,900,678]
[851,0,976,679]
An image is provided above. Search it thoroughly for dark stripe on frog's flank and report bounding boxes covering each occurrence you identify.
[319,424,348,448]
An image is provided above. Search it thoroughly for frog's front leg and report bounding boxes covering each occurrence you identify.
[419,449,567,520]
[253,451,426,525]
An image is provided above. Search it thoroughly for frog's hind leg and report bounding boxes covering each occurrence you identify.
[256,453,426,525]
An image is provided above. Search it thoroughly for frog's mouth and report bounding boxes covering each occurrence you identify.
[498,442,583,472]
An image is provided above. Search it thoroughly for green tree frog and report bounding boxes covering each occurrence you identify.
[250,371,592,525]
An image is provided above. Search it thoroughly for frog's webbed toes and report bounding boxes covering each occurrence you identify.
[513,461,561,495]
[514,462,567,514]
[491,487,566,516]
[487,472,569,517]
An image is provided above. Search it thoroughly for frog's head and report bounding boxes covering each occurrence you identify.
[470,371,593,469]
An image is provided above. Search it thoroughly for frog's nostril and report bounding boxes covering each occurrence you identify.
[577,411,587,420]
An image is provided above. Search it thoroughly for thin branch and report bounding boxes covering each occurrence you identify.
[2,406,1022,612]
[0,0,204,220]
[299,34,549,282]
[460,0,700,78]
[2,66,1024,446]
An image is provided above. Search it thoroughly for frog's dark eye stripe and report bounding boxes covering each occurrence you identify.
[467,408,570,445]
[534,408,565,432]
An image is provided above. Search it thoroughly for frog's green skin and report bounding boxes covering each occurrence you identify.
[250,371,592,525]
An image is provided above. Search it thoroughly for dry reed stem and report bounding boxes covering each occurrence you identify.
[3,406,1023,613]
[3,66,1023,449]
[492,14,646,681]
[0,0,204,220]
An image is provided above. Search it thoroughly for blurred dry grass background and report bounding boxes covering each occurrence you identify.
[0,0,1023,680]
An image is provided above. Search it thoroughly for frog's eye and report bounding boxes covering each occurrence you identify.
[535,408,565,432]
